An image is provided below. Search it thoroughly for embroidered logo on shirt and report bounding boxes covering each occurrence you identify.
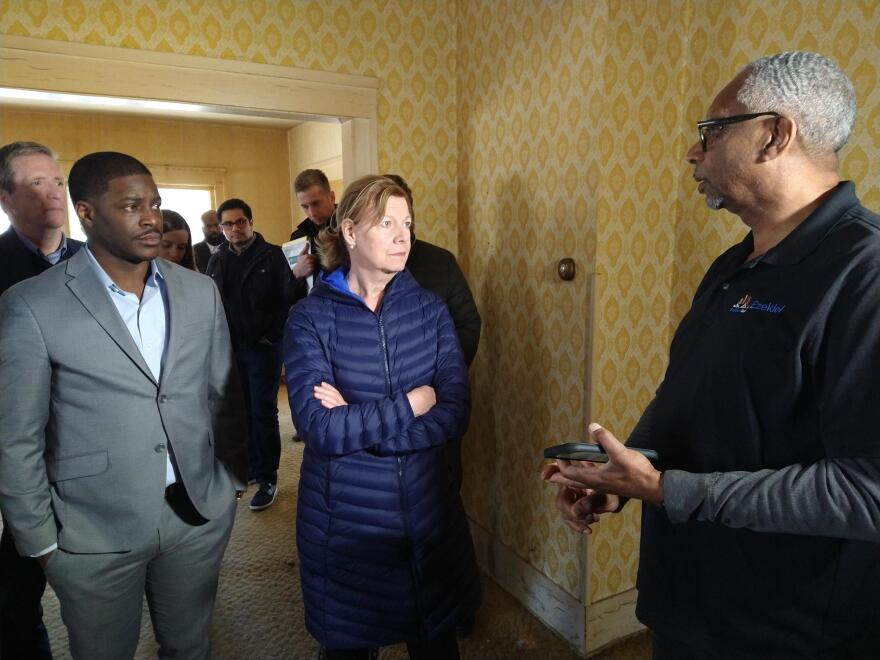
[730,294,785,314]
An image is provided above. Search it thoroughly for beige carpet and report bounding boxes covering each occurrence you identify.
[32,391,650,659]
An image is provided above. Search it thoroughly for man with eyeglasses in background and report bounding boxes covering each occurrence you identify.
[544,51,880,658]
[206,198,295,511]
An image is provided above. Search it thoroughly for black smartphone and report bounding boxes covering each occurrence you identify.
[544,442,660,465]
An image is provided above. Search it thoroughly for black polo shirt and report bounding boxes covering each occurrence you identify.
[636,181,880,657]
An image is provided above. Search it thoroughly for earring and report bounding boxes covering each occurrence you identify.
[348,242,356,249]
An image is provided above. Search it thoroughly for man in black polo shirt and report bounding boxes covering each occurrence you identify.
[0,140,83,660]
[206,198,294,511]
[544,52,880,658]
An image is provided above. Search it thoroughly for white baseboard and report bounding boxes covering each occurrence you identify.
[469,519,644,657]
[585,588,643,653]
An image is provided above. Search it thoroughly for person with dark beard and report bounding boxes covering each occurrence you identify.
[193,209,225,273]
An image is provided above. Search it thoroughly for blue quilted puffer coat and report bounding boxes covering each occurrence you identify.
[283,267,481,649]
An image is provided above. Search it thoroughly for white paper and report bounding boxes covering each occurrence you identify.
[281,237,314,290]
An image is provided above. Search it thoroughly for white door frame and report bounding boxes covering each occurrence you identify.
[0,35,379,191]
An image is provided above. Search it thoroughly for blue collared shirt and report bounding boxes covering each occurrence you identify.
[84,247,176,487]
[13,227,69,265]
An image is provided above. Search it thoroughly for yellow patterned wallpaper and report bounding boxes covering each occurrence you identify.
[0,0,460,250]
[457,0,685,605]
[456,0,602,599]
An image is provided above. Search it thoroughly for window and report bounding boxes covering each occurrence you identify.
[155,186,214,244]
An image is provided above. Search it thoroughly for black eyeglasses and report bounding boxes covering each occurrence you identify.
[697,112,779,151]
[219,218,249,229]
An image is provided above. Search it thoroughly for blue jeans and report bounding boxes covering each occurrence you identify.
[235,343,282,485]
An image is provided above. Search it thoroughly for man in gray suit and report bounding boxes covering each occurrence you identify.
[0,152,248,660]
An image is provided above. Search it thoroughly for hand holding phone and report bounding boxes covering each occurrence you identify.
[544,442,660,466]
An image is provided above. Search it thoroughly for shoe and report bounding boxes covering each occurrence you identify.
[247,477,258,485]
[249,483,278,511]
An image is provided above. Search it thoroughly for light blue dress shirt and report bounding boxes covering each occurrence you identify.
[13,227,69,265]
[84,247,176,487]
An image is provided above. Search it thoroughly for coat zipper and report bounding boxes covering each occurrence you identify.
[378,314,391,397]
[380,311,427,631]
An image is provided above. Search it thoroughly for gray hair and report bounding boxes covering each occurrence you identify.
[737,52,856,155]
[0,141,57,193]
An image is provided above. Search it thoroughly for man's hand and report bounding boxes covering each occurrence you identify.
[36,550,54,569]
[545,423,664,505]
[291,244,317,279]
[314,382,348,409]
[542,462,620,534]
[406,385,436,417]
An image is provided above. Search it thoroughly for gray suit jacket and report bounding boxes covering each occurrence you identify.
[0,249,248,556]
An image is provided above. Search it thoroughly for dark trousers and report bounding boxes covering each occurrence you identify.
[236,343,282,485]
[653,630,879,660]
[651,632,719,660]
[321,630,460,660]
[0,522,52,660]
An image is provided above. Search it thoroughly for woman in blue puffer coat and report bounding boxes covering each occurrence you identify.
[284,175,480,660]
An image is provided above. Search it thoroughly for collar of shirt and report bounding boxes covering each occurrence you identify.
[751,181,859,267]
[83,245,168,382]
[12,226,68,265]
[84,245,165,296]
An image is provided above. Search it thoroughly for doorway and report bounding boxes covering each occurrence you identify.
[0,35,378,238]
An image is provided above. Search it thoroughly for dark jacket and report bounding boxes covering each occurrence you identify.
[289,216,329,304]
[406,239,481,489]
[284,268,480,649]
[193,239,225,274]
[205,233,294,348]
[406,238,481,367]
[0,227,83,296]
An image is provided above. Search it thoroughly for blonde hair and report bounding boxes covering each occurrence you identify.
[317,175,412,271]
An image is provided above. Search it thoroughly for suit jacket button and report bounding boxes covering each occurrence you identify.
[158,395,167,403]
[155,444,165,453]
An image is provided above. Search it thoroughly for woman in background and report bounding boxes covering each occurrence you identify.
[160,209,196,270]
[284,176,480,660]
